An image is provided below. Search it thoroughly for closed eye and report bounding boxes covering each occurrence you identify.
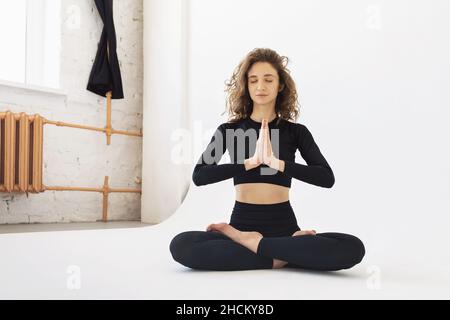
[250,80,273,83]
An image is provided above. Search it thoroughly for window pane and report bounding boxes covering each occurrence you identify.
[26,0,61,89]
[0,0,27,83]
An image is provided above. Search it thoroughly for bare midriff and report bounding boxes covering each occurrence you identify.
[235,183,290,204]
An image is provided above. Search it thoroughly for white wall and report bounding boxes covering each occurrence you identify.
[142,0,190,223]
[143,0,450,274]
[0,0,143,224]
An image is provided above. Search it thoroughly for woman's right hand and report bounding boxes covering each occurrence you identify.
[244,119,266,171]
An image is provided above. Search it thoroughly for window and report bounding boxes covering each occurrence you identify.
[0,0,61,89]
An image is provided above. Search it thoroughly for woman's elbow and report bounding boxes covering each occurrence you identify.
[322,169,335,188]
[192,170,208,186]
[326,174,335,188]
[325,171,335,188]
[192,172,203,186]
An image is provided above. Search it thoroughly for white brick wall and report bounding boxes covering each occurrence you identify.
[0,0,143,224]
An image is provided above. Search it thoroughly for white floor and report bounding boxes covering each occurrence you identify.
[0,221,147,234]
[0,182,449,300]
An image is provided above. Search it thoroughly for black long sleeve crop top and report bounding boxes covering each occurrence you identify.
[192,116,335,188]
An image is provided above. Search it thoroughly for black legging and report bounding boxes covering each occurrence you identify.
[170,200,365,271]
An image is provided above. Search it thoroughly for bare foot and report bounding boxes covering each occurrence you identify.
[292,230,317,237]
[207,223,263,254]
[272,259,288,269]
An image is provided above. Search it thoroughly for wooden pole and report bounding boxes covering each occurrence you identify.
[43,120,142,137]
[44,186,141,193]
[106,91,112,145]
[43,183,142,223]
[102,176,109,222]
[44,121,106,132]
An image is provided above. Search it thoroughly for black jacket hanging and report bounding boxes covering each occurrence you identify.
[87,0,124,99]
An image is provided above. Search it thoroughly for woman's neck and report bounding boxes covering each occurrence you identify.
[250,105,277,122]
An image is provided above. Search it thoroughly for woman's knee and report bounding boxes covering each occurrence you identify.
[169,231,221,265]
[169,231,198,263]
[343,235,366,266]
[319,232,366,264]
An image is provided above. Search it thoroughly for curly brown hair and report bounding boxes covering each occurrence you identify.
[222,48,300,125]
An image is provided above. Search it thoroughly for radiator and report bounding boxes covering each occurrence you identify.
[0,111,44,193]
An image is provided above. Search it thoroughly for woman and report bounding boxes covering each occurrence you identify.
[170,48,365,271]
